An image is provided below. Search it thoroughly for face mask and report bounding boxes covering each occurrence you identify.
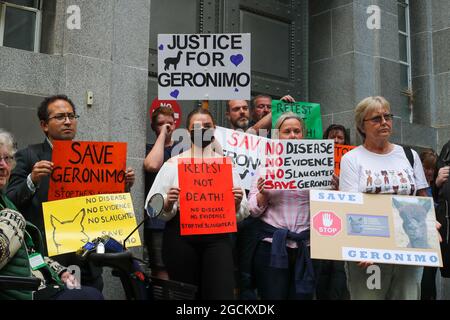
[190,128,214,148]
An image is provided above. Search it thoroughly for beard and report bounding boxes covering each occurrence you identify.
[233,117,249,130]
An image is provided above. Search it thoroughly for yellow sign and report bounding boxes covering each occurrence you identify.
[42,193,141,256]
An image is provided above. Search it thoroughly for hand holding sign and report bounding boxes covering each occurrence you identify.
[165,187,180,212]
[233,187,244,210]
[31,160,54,185]
[125,167,135,190]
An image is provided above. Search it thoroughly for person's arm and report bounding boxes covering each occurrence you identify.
[338,152,359,192]
[144,125,170,172]
[231,170,250,222]
[247,170,269,217]
[0,209,26,269]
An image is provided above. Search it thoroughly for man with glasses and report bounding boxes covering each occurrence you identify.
[6,94,135,291]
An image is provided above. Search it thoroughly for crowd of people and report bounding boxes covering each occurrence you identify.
[1,93,449,300]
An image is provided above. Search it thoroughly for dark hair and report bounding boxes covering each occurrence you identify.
[37,95,76,121]
[186,107,216,128]
[420,149,437,169]
[150,106,175,131]
[323,124,350,145]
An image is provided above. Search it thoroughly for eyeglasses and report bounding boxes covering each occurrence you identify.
[363,113,394,124]
[0,155,14,165]
[47,113,80,122]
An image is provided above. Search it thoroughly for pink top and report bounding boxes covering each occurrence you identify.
[248,168,310,248]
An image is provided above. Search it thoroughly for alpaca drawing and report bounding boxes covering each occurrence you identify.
[365,170,373,186]
[381,170,389,184]
[164,51,182,71]
[50,209,89,254]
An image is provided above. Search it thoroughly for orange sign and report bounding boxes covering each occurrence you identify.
[48,141,127,201]
[178,158,237,236]
[334,144,356,176]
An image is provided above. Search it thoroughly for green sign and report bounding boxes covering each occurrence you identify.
[271,100,323,139]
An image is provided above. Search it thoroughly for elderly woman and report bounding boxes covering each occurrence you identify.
[0,129,103,300]
[248,112,319,300]
[339,96,429,300]
[145,107,249,300]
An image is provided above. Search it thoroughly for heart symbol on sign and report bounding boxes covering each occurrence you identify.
[234,88,239,92]
[158,44,164,50]
[230,54,244,67]
[170,89,179,99]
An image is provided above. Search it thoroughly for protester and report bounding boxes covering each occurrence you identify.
[145,107,249,299]
[323,124,350,145]
[229,95,294,299]
[143,106,180,280]
[339,96,429,299]
[248,112,320,299]
[433,141,450,282]
[6,95,135,291]
[0,129,103,300]
[418,149,438,299]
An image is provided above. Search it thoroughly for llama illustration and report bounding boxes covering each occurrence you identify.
[365,170,373,186]
[393,198,431,249]
[349,217,363,233]
[50,209,89,254]
[374,173,382,186]
[164,51,182,71]
[398,172,408,184]
[381,170,389,184]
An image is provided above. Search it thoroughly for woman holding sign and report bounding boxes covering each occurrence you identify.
[145,107,249,300]
[248,112,320,300]
[339,96,430,300]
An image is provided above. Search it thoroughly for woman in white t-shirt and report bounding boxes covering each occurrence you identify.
[339,96,429,300]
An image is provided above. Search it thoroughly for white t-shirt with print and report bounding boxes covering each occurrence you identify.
[339,144,428,195]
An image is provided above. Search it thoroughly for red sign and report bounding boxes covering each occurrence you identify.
[334,144,356,176]
[313,211,342,236]
[149,99,182,128]
[178,157,237,236]
[48,141,127,201]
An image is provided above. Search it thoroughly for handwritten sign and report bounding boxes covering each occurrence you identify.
[48,141,127,201]
[271,100,323,139]
[261,139,334,190]
[334,144,356,176]
[214,126,269,190]
[310,190,443,267]
[42,193,141,256]
[158,33,251,100]
[178,158,237,235]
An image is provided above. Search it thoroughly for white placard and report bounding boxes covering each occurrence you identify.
[214,126,269,190]
[158,33,251,100]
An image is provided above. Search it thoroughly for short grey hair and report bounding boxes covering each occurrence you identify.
[355,96,391,139]
[0,129,16,168]
[273,112,305,139]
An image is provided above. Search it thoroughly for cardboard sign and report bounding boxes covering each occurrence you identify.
[158,33,251,100]
[214,126,269,190]
[310,190,442,267]
[178,158,237,235]
[334,144,356,176]
[271,100,323,139]
[261,139,334,190]
[149,98,182,129]
[42,193,141,256]
[48,141,127,201]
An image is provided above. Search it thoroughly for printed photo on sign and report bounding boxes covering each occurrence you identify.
[392,197,439,250]
[310,190,442,267]
[158,33,251,100]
